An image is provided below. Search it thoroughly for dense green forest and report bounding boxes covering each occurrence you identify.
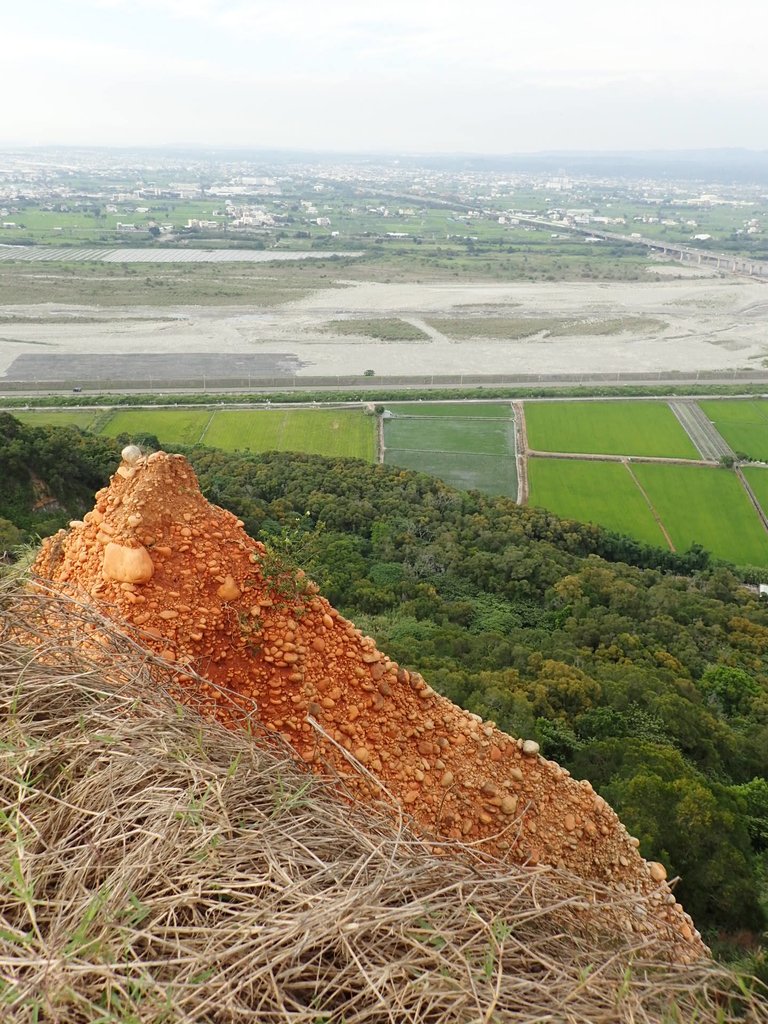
[1,411,767,962]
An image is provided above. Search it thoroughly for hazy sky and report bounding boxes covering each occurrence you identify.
[3,0,767,152]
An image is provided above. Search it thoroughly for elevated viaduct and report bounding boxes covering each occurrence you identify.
[512,216,768,279]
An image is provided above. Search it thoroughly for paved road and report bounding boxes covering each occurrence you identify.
[3,373,768,398]
[669,400,734,461]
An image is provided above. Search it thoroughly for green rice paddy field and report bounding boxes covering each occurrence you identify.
[386,402,513,418]
[101,409,212,446]
[204,409,376,459]
[384,417,513,456]
[13,399,768,566]
[524,401,699,459]
[527,459,667,547]
[741,467,768,516]
[13,410,101,431]
[530,457,768,565]
[15,407,376,461]
[384,449,517,496]
[632,463,768,566]
[382,403,518,497]
[698,400,768,461]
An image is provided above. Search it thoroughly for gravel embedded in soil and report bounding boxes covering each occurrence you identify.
[32,449,707,960]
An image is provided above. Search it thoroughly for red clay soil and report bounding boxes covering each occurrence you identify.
[31,449,706,960]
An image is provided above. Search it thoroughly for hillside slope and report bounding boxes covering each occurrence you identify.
[2,578,766,1023]
[0,415,766,940]
[30,449,705,958]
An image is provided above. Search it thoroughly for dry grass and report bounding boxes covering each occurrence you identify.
[1,575,767,1023]
[317,319,430,342]
[426,316,665,340]
[0,263,347,307]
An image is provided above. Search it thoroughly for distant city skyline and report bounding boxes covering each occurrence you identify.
[3,0,767,153]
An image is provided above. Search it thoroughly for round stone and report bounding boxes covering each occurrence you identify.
[102,542,154,584]
[121,445,143,465]
[648,861,667,883]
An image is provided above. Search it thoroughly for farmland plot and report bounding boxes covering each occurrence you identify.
[203,409,376,460]
[527,459,667,547]
[632,463,768,566]
[100,409,211,446]
[386,402,513,418]
[12,410,101,431]
[384,417,512,456]
[383,405,517,497]
[741,467,768,519]
[384,449,517,496]
[524,401,699,459]
[698,400,768,462]
[96,408,375,460]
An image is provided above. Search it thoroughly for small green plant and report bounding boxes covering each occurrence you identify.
[252,548,313,611]
[250,515,325,613]
[269,776,314,817]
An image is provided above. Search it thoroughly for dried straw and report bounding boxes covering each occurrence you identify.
[1,576,766,1023]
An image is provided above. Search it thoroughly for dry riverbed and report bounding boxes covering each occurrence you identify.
[1,275,767,381]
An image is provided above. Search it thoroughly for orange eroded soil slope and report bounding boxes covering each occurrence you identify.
[31,449,706,959]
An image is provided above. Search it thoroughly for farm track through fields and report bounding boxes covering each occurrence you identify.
[376,415,384,464]
[668,401,735,461]
[527,450,714,467]
[512,401,529,505]
[622,461,675,550]
[735,467,768,534]
[198,411,216,444]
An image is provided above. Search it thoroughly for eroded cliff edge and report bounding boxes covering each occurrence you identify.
[31,448,706,959]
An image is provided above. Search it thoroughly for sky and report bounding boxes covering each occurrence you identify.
[2,0,767,153]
